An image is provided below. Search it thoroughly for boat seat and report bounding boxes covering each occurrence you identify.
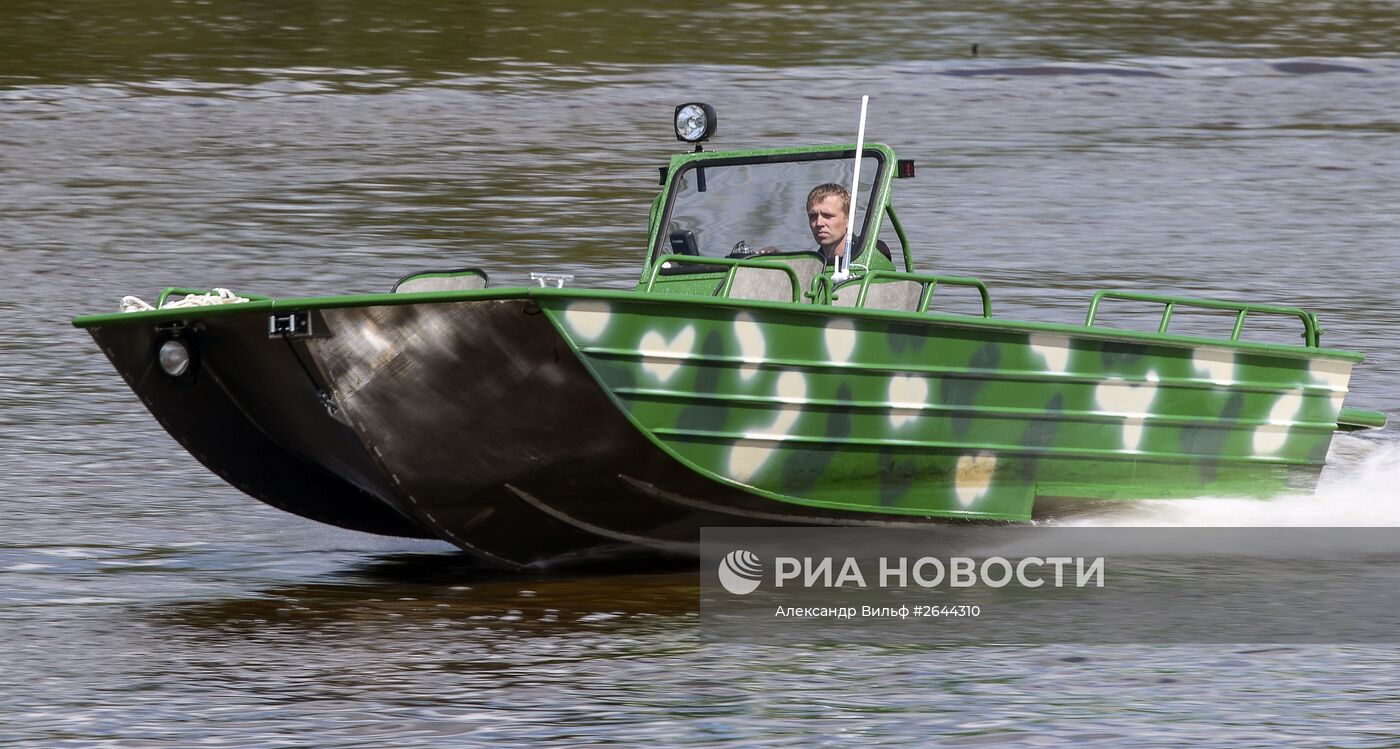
[723,252,825,303]
[831,278,925,311]
[392,268,489,293]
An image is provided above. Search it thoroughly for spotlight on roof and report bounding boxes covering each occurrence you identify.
[674,102,717,147]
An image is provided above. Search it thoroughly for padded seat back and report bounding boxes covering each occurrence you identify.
[393,269,489,293]
[831,279,925,311]
[725,252,825,303]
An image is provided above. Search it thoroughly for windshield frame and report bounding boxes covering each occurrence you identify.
[646,144,893,271]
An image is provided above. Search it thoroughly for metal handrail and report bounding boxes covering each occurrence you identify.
[828,270,993,317]
[1084,290,1321,347]
[644,254,804,303]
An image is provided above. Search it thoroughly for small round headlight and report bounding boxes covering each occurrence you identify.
[158,339,191,377]
[674,102,717,143]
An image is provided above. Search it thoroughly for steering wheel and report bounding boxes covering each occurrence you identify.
[726,240,756,259]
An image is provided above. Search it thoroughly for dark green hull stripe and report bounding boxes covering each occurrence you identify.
[649,428,1323,466]
[580,347,1346,397]
[613,387,1341,431]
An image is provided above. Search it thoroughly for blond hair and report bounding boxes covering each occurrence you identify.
[806,183,850,215]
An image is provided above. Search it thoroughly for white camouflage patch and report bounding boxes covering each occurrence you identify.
[1028,334,1071,374]
[954,453,997,507]
[563,300,611,341]
[639,326,696,382]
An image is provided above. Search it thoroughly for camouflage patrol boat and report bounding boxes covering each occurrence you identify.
[74,104,1386,567]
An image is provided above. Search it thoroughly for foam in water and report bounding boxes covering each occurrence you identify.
[1056,433,1400,527]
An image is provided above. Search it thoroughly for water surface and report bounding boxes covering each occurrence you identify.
[3,1,1400,746]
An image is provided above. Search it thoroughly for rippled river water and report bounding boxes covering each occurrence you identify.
[4,1,1400,746]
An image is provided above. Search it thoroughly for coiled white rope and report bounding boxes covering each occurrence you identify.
[119,288,250,313]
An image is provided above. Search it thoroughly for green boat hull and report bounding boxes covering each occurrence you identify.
[76,287,1365,565]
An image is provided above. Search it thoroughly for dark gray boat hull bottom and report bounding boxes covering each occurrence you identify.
[87,299,933,568]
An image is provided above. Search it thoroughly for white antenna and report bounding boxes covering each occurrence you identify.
[832,95,868,283]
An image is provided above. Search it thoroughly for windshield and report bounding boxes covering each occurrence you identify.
[655,153,882,263]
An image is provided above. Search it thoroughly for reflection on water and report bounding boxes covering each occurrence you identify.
[5,0,1400,745]
[156,553,698,639]
[10,542,1400,747]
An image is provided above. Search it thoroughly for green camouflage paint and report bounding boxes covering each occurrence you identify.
[547,295,1355,521]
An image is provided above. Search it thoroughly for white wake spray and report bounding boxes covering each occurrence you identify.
[1055,433,1400,527]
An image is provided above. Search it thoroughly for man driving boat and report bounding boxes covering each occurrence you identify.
[734,179,890,267]
[804,182,850,265]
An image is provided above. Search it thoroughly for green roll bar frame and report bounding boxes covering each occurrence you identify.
[884,204,915,273]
